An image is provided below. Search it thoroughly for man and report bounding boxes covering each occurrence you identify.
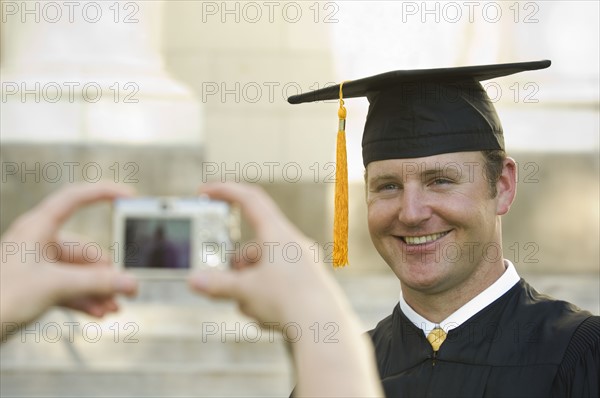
[288,60,599,396]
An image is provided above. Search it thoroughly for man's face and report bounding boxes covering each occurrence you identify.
[366,151,507,295]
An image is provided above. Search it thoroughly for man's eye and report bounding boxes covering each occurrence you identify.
[380,183,399,191]
[432,178,452,185]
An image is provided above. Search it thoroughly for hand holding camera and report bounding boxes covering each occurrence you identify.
[187,183,355,327]
[187,182,382,398]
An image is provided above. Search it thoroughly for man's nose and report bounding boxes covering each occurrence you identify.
[397,185,432,227]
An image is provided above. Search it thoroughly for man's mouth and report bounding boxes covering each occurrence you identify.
[400,230,451,245]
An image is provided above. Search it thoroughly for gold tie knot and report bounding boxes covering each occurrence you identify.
[427,327,447,352]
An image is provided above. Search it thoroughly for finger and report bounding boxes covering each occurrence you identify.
[82,300,118,318]
[51,265,138,303]
[30,183,135,238]
[54,236,112,265]
[188,269,243,300]
[89,297,120,316]
[231,240,261,269]
[199,183,299,239]
[62,296,119,317]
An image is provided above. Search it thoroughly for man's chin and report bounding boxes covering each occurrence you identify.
[392,265,450,293]
[402,277,445,293]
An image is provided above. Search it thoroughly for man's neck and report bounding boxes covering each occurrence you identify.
[402,260,507,324]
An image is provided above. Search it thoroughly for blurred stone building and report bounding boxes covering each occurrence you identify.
[1,1,598,396]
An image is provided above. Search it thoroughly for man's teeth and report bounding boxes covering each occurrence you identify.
[403,232,448,245]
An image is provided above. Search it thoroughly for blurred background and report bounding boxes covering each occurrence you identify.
[1,1,598,396]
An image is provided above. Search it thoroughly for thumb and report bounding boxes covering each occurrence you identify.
[188,270,242,300]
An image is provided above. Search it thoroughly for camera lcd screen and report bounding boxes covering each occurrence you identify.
[124,217,192,269]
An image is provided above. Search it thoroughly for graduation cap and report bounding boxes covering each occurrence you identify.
[288,60,551,267]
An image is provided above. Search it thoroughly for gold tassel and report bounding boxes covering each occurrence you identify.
[333,82,349,267]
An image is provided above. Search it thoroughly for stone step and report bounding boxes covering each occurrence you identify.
[0,302,291,366]
[1,332,292,367]
[0,364,293,397]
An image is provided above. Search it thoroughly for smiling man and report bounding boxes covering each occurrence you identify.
[366,151,512,306]
[289,60,599,397]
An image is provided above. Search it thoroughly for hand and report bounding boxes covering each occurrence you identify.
[188,182,348,326]
[188,182,383,397]
[0,183,138,339]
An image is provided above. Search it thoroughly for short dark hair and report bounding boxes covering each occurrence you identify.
[482,149,507,198]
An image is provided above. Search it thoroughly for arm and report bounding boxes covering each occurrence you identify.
[188,183,383,398]
[0,183,138,341]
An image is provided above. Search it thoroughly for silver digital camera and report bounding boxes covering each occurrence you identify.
[112,196,238,277]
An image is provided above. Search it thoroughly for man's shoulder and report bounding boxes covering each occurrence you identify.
[564,314,600,355]
[510,281,599,394]
[514,279,594,326]
[367,303,398,338]
[553,315,600,395]
[482,279,597,365]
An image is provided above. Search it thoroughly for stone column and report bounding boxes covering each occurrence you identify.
[1,0,202,144]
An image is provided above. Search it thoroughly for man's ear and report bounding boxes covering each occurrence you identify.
[364,169,368,202]
[496,158,517,215]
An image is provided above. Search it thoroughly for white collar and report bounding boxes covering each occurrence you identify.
[399,259,520,336]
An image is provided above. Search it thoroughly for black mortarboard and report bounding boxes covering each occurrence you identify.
[287,60,551,267]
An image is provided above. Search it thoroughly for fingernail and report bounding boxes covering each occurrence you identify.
[190,273,208,290]
[115,274,137,294]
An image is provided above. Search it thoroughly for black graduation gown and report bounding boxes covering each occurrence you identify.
[369,279,600,397]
